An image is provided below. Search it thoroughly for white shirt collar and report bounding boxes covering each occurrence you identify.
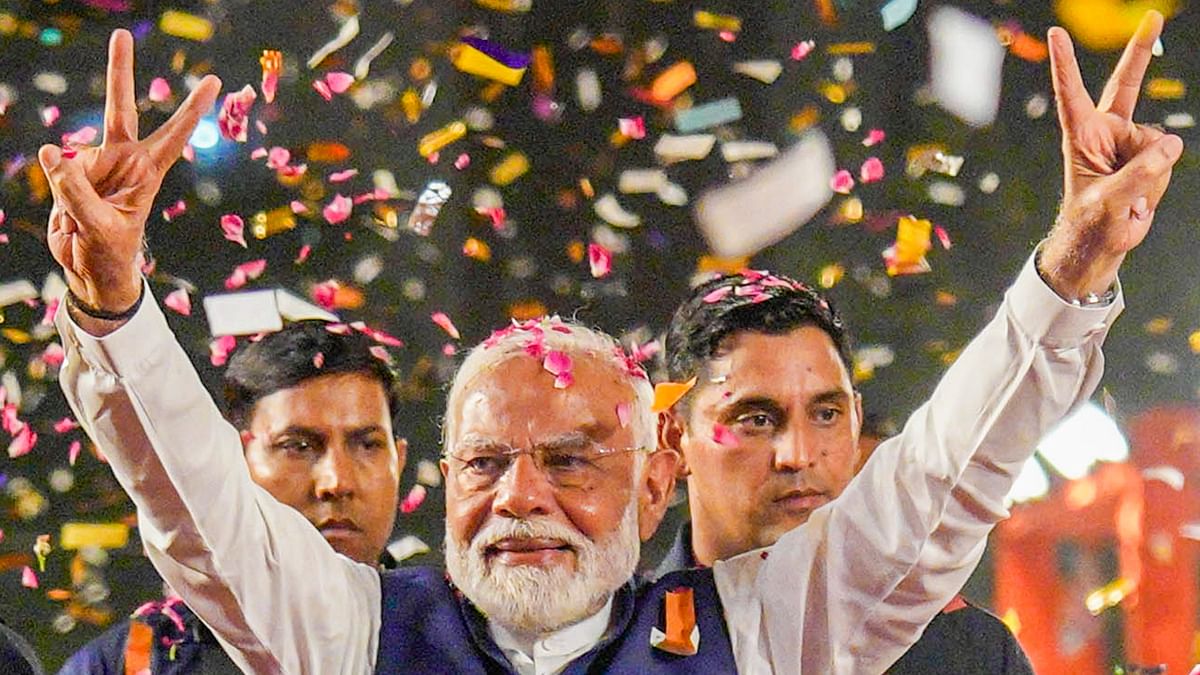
[488,597,615,675]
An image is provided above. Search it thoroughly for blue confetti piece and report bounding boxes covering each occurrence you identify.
[881,0,919,31]
[675,97,743,134]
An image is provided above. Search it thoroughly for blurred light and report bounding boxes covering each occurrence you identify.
[39,28,63,47]
[1006,457,1050,505]
[1037,401,1129,480]
[189,118,219,150]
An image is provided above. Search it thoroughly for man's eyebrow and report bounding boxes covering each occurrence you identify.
[809,390,851,407]
[721,396,788,419]
[345,425,387,439]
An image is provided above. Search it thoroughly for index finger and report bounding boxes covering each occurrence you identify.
[1048,27,1095,137]
[143,75,222,172]
[103,30,138,144]
[1096,11,1163,120]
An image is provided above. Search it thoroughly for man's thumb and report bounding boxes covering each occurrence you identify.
[37,145,107,222]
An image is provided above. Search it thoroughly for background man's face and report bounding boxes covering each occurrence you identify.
[243,372,404,564]
[679,326,862,562]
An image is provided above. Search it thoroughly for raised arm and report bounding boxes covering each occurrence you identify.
[715,12,1180,673]
[47,31,378,674]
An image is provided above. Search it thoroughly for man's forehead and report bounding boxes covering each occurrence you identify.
[698,328,852,398]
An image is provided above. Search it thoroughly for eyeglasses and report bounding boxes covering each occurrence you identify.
[445,438,646,491]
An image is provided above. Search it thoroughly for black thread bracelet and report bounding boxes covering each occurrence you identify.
[66,285,145,322]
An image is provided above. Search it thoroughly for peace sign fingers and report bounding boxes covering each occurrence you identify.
[1047,27,1095,140]
[102,29,138,145]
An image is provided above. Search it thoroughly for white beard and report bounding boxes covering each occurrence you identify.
[445,497,640,634]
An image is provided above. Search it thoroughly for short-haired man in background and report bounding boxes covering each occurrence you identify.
[60,321,407,674]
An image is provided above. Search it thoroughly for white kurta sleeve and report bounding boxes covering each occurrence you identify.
[55,287,382,675]
[715,253,1123,674]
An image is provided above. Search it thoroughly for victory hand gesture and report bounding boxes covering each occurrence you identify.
[39,29,221,318]
[1040,11,1182,299]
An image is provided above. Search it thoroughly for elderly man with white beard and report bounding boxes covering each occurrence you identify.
[49,16,1181,675]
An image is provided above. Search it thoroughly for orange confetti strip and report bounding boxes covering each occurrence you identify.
[825,42,876,55]
[652,587,699,656]
[1008,32,1048,62]
[531,45,554,94]
[650,61,697,103]
[652,377,698,413]
[508,300,548,321]
[307,141,352,163]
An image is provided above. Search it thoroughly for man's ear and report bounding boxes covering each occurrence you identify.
[658,410,690,478]
[394,437,409,477]
[637,448,679,541]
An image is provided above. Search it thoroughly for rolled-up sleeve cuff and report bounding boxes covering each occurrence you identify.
[1005,249,1124,343]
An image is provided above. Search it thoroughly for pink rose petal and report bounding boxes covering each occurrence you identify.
[54,417,78,434]
[329,168,358,183]
[182,144,195,162]
[262,72,279,104]
[2,405,22,435]
[162,200,187,221]
[400,484,427,514]
[290,200,309,214]
[860,157,885,183]
[40,106,60,127]
[41,298,60,326]
[313,352,325,368]
[791,40,815,60]
[322,194,353,225]
[148,77,172,103]
[862,129,886,147]
[312,280,339,309]
[217,85,257,142]
[618,116,646,140]
[454,153,471,170]
[712,423,738,447]
[616,402,631,428]
[588,243,613,278]
[41,343,64,368]
[702,286,733,304]
[21,566,37,589]
[250,147,268,160]
[62,126,98,147]
[224,259,267,290]
[266,146,291,170]
[369,345,393,365]
[312,79,333,102]
[831,169,855,194]
[543,350,574,389]
[220,214,247,248]
[934,225,952,250]
[255,120,268,135]
[164,288,192,316]
[295,244,312,264]
[431,312,461,340]
[325,71,355,93]
[68,440,82,466]
[7,426,37,458]
[209,335,237,367]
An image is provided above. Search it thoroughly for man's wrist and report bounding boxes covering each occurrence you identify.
[1035,236,1122,304]
[66,285,144,321]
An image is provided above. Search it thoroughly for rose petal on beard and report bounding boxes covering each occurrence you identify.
[431,312,461,339]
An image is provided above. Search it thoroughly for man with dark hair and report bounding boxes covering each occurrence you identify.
[658,271,1034,673]
[60,321,407,674]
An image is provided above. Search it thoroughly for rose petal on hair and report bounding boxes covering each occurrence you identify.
[313,352,325,369]
[588,243,613,278]
[401,484,427,514]
[431,312,461,339]
[934,225,952,250]
[20,566,37,589]
[290,200,309,214]
[543,350,573,377]
[164,288,192,316]
[652,376,698,413]
[148,77,172,103]
[712,423,739,447]
[369,345,393,365]
[702,286,733,304]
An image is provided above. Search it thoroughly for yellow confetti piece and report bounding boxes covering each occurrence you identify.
[1145,77,1185,100]
[1144,316,1173,335]
[475,0,532,12]
[693,10,742,32]
[450,42,527,87]
[696,255,749,276]
[60,523,129,550]
[1000,608,1021,637]
[2,328,32,344]
[819,82,849,104]
[789,105,821,134]
[652,377,698,413]
[1055,0,1178,52]
[825,42,876,55]
[251,206,296,240]
[401,88,421,124]
[567,241,586,264]
[490,151,530,186]
[508,300,547,321]
[463,237,492,262]
[1084,577,1135,616]
[159,10,214,42]
[819,264,844,289]
[838,197,863,223]
[418,120,467,158]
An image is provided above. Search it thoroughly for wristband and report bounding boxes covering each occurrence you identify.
[66,285,145,322]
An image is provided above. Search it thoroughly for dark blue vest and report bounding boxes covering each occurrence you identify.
[375,567,738,674]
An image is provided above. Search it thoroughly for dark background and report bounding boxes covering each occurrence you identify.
[1,0,1197,669]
